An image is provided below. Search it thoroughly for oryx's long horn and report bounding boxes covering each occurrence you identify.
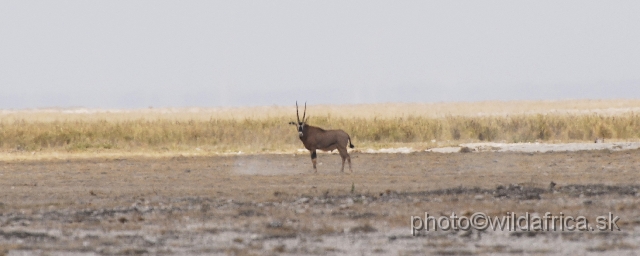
[296,101,300,123]
[302,102,307,123]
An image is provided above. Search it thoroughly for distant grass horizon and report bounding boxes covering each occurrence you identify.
[1,99,640,160]
[3,98,640,120]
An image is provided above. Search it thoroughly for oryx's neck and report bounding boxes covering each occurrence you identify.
[299,125,321,140]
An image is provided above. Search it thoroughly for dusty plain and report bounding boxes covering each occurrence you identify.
[1,149,640,255]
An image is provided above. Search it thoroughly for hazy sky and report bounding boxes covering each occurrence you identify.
[1,1,639,109]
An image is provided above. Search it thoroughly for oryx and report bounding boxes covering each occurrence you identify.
[289,102,355,172]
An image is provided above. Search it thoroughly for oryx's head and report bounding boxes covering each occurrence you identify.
[289,101,308,138]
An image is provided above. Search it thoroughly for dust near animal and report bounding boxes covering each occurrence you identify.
[1,150,640,255]
[289,102,355,172]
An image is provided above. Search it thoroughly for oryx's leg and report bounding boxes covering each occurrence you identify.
[310,150,318,172]
[337,147,350,172]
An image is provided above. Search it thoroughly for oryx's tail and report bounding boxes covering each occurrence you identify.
[348,136,355,149]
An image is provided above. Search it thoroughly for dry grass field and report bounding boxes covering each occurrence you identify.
[1,100,640,255]
[2,99,640,159]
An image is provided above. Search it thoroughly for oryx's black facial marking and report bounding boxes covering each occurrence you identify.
[297,122,305,137]
[289,121,305,137]
[291,101,356,173]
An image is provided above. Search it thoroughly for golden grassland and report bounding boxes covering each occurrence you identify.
[1,99,640,159]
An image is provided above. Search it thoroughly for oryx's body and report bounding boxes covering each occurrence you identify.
[290,102,354,172]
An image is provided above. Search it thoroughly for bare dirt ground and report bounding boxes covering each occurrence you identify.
[1,149,640,255]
